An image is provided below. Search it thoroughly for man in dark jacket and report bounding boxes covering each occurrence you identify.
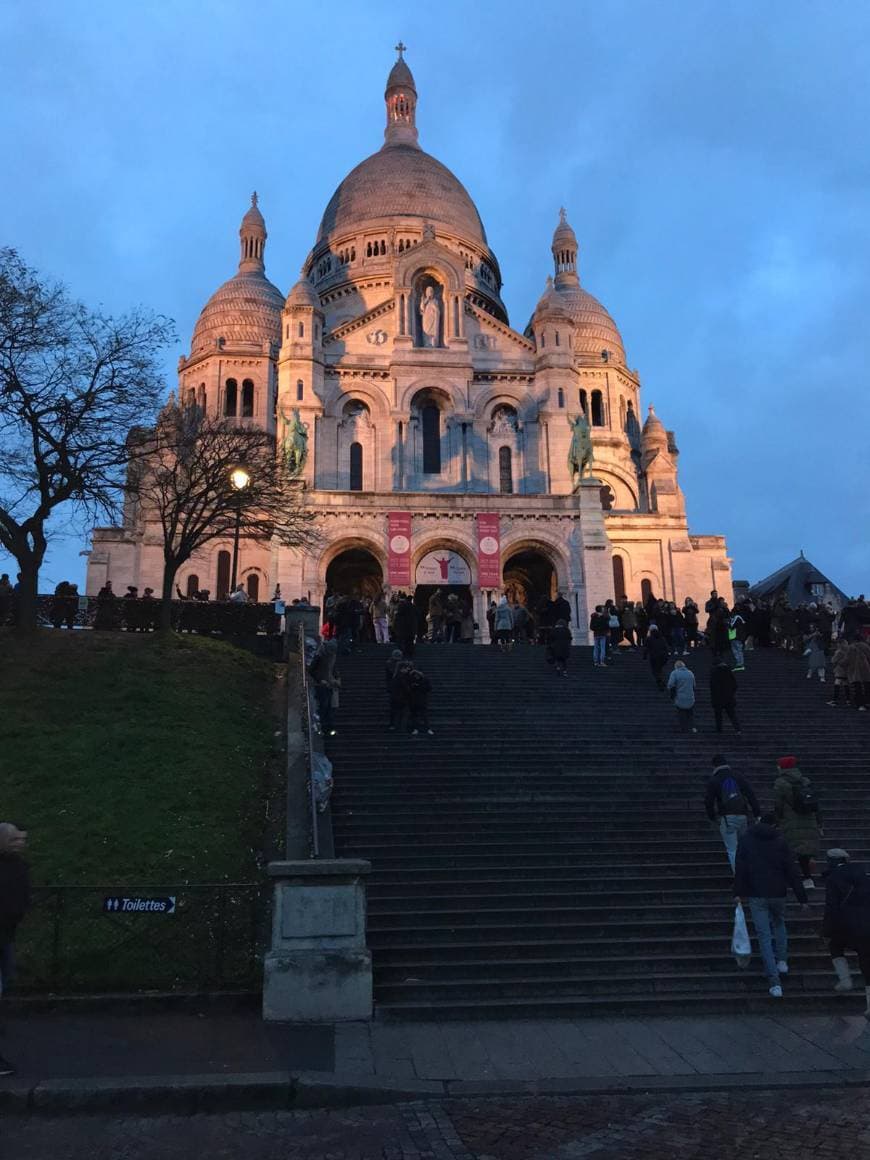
[710,661,741,734]
[547,619,572,677]
[0,822,30,1076]
[734,814,809,997]
[644,625,670,689]
[552,592,571,625]
[705,756,760,870]
[407,667,433,736]
[822,848,870,1015]
[393,596,417,659]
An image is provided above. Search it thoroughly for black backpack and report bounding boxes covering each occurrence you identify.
[792,781,820,815]
[718,775,747,815]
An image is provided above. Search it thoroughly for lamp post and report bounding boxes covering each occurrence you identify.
[229,466,251,594]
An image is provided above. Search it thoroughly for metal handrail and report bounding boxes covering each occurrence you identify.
[298,621,320,857]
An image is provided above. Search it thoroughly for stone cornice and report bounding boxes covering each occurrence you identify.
[324,297,395,343]
[465,302,535,352]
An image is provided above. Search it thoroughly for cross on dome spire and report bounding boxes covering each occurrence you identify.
[384,46,419,148]
[251,191,258,207]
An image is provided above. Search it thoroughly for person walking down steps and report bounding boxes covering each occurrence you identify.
[823,848,870,1016]
[547,618,572,677]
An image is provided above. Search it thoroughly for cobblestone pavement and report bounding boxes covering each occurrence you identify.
[5,1088,870,1159]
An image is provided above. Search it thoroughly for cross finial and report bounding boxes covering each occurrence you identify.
[251,191,258,208]
[395,40,406,58]
[559,206,567,223]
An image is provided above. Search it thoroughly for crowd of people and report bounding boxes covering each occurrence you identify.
[705,754,870,1010]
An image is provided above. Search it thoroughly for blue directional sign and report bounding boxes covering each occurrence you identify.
[103,895,177,915]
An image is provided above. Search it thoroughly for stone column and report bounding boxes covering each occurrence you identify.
[262,859,372,1023]
[576,478,613,643]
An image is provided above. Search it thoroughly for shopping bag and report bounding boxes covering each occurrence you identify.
[731,903,751,967]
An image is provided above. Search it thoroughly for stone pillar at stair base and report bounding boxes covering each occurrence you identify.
[577,477,613,643]
[262,859,372,1023]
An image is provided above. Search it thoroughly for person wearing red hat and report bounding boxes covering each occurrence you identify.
[774,756,823,889]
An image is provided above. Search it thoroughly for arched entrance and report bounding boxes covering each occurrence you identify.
[413,546,473,642]
[325,548,384,599]
[502,549,556,611]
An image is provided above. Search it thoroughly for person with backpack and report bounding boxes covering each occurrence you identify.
[705,755,761,870]
[822,848,870,1015]
[774,755,823,889]
[407,666,434,736]
[734,813,809,998]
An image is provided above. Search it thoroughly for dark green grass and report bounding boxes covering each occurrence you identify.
[0,631,282,885]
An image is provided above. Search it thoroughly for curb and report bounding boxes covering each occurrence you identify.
[4,1067,870,1116]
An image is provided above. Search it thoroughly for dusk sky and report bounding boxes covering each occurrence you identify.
[2,0,867,594]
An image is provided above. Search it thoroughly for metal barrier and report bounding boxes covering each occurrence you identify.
[14,882,267,995]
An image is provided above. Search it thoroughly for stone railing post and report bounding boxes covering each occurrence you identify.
[262,859,372,1022]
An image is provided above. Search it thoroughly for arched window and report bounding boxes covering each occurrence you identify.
[197,384,206,410]
[641,578,653,605]
[296,379,304,401]
[216,551,231,601]
[612,556,626,602]
[185,574,199,598]
[619,395,626,429]
[185,387,196,408]
[241,379,254,417]
[540,332,546,348]
[579,389,588,415]
[297,321,304,338]
[246,573,260,602]
[591,389,604,426]
[498,446,513,494]
[224,379,237,417]
[349,442,363,491]
[421,404,441,474]
[557,388,565,409]
[555,330,560,347]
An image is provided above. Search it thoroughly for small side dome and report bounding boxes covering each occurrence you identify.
[530,276,572,325]
[285,273,321,309]
[642,404,668,447]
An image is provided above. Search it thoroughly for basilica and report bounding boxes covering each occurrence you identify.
[87,49,732,638]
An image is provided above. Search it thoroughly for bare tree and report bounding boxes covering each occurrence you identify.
[130,401,317,630]
[0,248,175,631]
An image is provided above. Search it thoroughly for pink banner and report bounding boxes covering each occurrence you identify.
[477,514,501,589]
[387,512,412,587]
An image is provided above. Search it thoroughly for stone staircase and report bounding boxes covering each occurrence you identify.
[328,641,870,1018]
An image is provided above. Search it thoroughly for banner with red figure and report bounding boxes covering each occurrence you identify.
[476,514,501,589]
[387,512,412,587]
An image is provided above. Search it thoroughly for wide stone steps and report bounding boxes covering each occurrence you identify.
[328,642,868,1017]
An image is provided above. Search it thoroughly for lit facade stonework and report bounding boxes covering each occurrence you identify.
[87,51,732,636]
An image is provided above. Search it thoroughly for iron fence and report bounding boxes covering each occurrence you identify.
[14,882,268,995]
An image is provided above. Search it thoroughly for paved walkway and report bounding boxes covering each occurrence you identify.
[6,1087,870,1158]
[4,1007,870,1095]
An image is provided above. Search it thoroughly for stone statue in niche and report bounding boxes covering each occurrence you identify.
[419,284,441,347]
[490,406,518,436]
[282,407,308,477]
[567,412,594,491]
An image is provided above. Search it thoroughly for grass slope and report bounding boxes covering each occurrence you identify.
[0,632,283,885]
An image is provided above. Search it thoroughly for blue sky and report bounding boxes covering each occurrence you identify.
[1,0,866,594]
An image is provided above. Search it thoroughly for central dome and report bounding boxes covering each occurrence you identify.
[316,144,487,246]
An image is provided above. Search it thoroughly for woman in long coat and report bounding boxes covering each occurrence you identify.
[774,756,822,889]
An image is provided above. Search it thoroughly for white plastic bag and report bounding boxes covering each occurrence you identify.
[311,752,334,813]
[731,902,751,966]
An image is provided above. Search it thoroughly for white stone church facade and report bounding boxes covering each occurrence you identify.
[87,50,732,639]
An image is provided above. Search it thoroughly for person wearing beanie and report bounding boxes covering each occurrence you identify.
[734,812,809,998]
[774,756,823,889]
[823,849,870,1015]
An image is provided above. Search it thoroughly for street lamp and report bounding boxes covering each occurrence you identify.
[229,465,251,594]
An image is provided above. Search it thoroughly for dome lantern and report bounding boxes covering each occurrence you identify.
[239,192,267,273]
[384,42,419,149]
[552,207,579,289]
